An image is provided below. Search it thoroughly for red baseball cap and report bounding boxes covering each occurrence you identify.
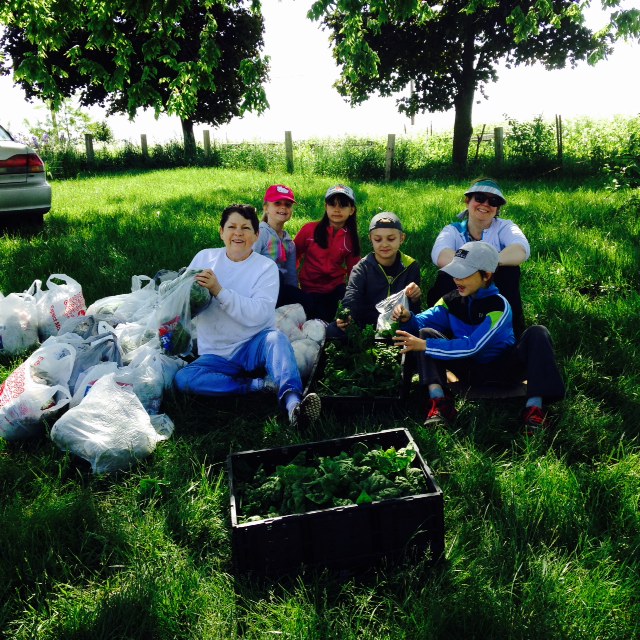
[264,184,296,203]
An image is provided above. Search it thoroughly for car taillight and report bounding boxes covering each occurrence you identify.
[0,153,45,174]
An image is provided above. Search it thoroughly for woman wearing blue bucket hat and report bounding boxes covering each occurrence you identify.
[427,178,529,337]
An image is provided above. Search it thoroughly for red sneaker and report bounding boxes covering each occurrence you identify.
[522,405,547,434]
[424,396,457,427]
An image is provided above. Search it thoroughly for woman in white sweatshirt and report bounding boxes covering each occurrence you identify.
[173,203,320,428]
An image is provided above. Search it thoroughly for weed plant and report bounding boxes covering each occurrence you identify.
[1,170,639,639]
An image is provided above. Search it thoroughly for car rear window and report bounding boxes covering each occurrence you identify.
[0,126,14,141]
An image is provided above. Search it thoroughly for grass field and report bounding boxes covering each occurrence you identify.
[1,168,639,639]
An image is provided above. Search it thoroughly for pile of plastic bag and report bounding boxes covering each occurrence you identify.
[1,273,325,473]
[0,272,189,473]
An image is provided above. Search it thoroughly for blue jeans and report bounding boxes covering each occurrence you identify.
[174,329,302,405]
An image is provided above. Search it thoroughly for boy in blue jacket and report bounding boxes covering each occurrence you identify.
[392,241,565,433]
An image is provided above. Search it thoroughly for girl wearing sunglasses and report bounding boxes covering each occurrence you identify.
[427,178,530,337]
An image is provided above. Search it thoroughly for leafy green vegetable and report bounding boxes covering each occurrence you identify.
[318,323,402,397]
[377,320,400,340]
[237,444,428,522]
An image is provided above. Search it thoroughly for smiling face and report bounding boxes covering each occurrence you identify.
[453,270,492,297]
[220,211,259,262]
[263,199,293,231]
[466,193,499,227]
[325,195,355,229]
[370,228,405,266]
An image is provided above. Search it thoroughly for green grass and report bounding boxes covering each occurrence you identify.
[1,169,639,639]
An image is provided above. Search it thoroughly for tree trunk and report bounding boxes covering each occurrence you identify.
[451,25,477,169]
[181,118,197,160]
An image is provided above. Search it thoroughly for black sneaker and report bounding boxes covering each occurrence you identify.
[290,393,321,429]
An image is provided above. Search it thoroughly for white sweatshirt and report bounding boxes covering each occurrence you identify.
[187,248,279,358]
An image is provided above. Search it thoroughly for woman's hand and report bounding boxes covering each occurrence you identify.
[392,304,411,323]
[195,269,222,297]
[393,329,426,354]
[404,282,421,302]
[336,317,351,331]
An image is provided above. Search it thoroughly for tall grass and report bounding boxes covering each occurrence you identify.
[38,115,640,183]
[1,169,639,639]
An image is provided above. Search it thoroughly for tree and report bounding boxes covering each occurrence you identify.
[0,0,269,155]
[308,0,633,167]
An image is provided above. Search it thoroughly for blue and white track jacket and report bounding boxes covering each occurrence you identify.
[401,283,515,363]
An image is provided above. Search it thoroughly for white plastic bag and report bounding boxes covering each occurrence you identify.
[375,290,409,334]
[0,292,39,355]
[114,353,165,415]
[301,319,326,345]
[69,361,119,408]
[113,321,159,363]
[50,373,170,474]
[276,304,306,341]
[0,340,75,440]
[292,338,321,381]
[29,274,87,341]
[127,344,185,391]
[86,275,158,325]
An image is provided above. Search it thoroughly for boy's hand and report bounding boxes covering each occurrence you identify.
[393,329,426,354]
[392,304,410,323]
[404,282,421,302]
[336,317,350,331]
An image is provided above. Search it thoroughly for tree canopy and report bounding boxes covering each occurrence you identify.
[309,0,634,167]
[0,0,269,152]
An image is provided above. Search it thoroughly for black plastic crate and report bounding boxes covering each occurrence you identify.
[303,338,411,413]
[228,428,444,576]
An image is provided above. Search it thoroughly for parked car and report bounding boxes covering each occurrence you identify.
[0,124,52,225]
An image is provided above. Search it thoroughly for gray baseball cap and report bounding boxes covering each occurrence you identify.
[325,184,356,204]
[440,241,499,279]
[369,211,403,232]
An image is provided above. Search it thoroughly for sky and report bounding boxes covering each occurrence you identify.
[1,0,638,145]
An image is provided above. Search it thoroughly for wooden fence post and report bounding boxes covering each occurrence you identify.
[84,133,94,164]
[285,131,294,173]
[494,127,504,167]
[555,114,563,166]
[385,133,396,182]
[141,134,148,158]
[203,130,211,158]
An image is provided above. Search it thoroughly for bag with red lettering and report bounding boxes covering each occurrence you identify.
[0,340,75,440]
[27,274,87,341]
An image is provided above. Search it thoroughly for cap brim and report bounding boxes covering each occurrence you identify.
[464,190,506,206]
[440,261,477,279]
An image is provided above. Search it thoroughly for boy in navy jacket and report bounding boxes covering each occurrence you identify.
[326,211,421,338]
[393,241,565,433]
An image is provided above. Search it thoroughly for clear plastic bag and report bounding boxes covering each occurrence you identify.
[147,270,210,357]
[375,290,409,334]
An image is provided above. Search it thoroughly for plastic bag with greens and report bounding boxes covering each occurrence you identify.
[149,270,211,357]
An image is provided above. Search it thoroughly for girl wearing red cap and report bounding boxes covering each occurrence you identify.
[253,184,311,313]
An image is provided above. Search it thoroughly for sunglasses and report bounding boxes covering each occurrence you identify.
[471,193,502,207]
